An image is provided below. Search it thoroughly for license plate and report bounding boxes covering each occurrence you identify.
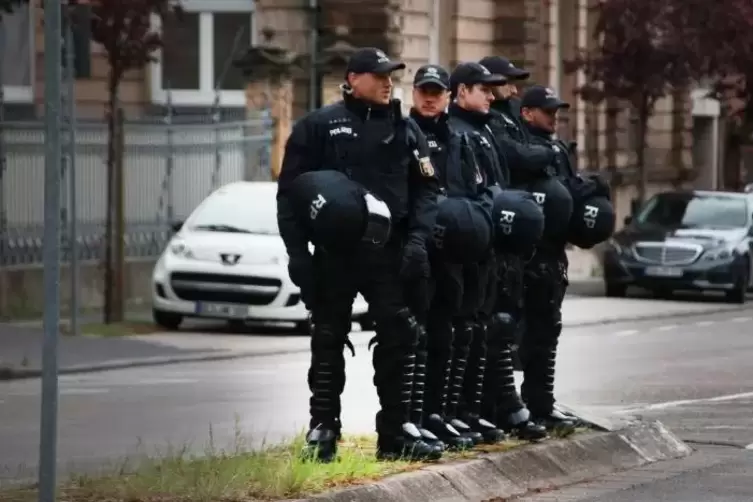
[195,302,247,319]
[645,266,684,278]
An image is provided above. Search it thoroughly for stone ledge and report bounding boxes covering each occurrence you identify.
[288,420,692,502]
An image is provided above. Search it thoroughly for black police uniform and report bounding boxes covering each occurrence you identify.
[277,47,442,462]
[518,86,580,431]
[408,64,492,450]
[442,61,522,444]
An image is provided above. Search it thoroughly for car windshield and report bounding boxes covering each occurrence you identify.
[187,186,278,235]
[636,193,749,229]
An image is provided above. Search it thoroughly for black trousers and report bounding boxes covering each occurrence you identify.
[481,253,526,421]
[307,238,421,435]
[424,250,494,421]
[458,254,497,419]
[520,249,568,416]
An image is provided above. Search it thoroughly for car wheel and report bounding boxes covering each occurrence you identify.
[651,288,674,299]
[227,320,246,331]
[153,309,182,330]
[604,281,627,298]
[725,268,748,304]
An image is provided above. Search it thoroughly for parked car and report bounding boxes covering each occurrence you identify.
[603,190,753,303]
[151,181,370,331]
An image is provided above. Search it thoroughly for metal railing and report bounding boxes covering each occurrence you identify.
[0,113,274,266]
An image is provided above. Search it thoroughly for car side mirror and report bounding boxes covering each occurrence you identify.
[623,215,632,226]
[171,221,183,233]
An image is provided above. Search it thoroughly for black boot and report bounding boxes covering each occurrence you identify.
[373,310,442,462]
[411,326,446,454]
[423,413,475,450]
[302,338,346,462]
[423,332,472,450]
[460,321,507,444]
[533,409,577,436]
[522,326,575,436]
[483,314,547,441]
[529,344,575,435]
[445,321,483,445]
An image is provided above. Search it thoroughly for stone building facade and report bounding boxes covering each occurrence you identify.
[2,0,720,224]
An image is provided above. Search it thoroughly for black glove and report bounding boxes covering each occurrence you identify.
[400,239,430,281]
[401,239,431,315]
[588,173,611,200]
[287,253,315,309]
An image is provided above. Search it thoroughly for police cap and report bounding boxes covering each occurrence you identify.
[345,47,406,77]
[450,62,507,96]
[527,176,574,242]
[414,64,450,89]
[489,187,545,256]
[287,170,392,251]
[568,195,616,249]
[521,85,570,111]
[432,196,493,264]
[478,56,530,81]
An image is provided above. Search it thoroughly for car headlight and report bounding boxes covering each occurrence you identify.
[702,245,734,261]
[169,241,194,258]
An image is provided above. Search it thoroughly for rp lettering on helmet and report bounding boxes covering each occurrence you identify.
[432,224,446,249]
[532,192,546,205]
[310,194,327,220]
[583,204,599,229]
[499,210,515,235]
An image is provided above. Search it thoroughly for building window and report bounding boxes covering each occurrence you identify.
[150,0,256,107]
[0,4,34,103]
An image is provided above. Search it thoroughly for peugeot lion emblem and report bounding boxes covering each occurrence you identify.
[220,253,241,265]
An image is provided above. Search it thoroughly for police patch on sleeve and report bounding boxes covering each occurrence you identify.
[419,156,435,177]
[413,148,435,177]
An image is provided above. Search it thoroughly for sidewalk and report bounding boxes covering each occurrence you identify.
[1,295,749,380]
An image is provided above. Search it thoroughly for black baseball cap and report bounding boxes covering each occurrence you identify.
[478,56,530,80]
[449,62,507,93]
[413,64,450,89]
[345,47,406,76]
[521,85,570,110]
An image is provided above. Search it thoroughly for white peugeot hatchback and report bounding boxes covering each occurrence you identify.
[151,181,370,331]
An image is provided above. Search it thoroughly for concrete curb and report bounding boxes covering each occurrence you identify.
[2,303,751,380]
[287,420,692,502]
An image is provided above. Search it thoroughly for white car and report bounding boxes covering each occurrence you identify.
[151,181,371,331]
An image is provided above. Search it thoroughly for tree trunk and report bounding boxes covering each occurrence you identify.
[635,96,651,205]
[103,70,120,324]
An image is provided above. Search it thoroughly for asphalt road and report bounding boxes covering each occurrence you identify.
[2,307,753,498]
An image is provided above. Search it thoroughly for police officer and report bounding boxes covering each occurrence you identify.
[445,61,532,443]
[518,85,581,432]
[473,56,555,439]
[408,64,493,449]
[478,56,529,143]
[277,47,442,462]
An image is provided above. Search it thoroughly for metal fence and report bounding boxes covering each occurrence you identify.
[0,113,275,266]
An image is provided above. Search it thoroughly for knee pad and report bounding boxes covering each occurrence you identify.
[375,308,421,350]
[489,312,516,344]
[311,325,348,352]
[452,321,474,346]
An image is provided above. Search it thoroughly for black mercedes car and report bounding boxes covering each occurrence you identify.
[603,190,753,303]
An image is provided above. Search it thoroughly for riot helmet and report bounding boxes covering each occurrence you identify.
[568,195,615,249]
[432,195,493,264]
[527,176,573,242]
[489,186,545,256]
[287,170,392,251]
